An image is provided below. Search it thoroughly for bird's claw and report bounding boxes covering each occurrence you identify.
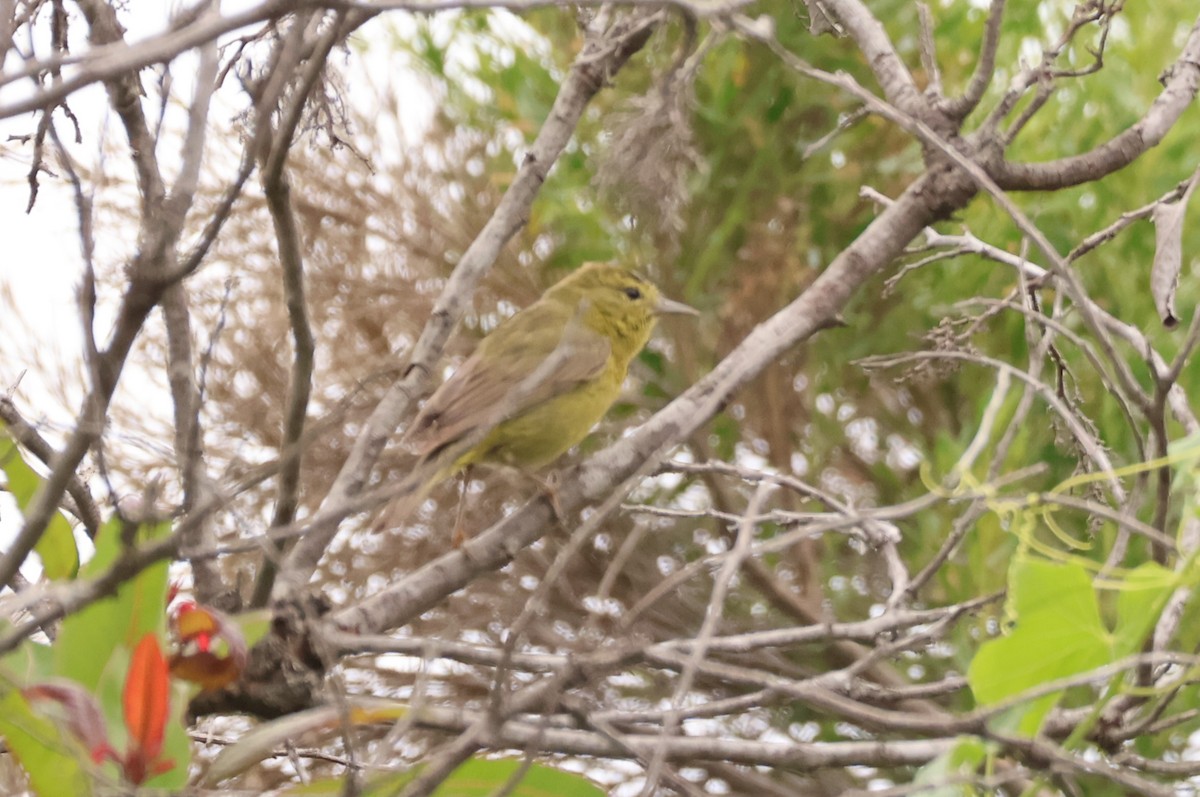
[536,471,566,526]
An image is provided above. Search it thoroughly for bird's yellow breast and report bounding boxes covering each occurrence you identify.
[461,358,625,470]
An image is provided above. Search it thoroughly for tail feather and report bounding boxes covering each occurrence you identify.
[371,447,463,534]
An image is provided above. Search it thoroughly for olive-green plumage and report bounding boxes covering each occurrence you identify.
[403,263,696,480]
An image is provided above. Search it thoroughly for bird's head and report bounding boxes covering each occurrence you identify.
[545,263,697,363]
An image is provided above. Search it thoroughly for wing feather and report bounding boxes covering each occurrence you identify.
[403,302,610,461]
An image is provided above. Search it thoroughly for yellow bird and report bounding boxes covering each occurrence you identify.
[401,262,696,537]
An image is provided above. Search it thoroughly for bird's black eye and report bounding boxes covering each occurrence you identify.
[623,286,642,300]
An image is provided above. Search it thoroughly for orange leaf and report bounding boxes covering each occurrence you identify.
[124,633,170,768]
[170,650,241,692]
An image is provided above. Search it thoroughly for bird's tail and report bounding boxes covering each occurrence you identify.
[371,446,466,535]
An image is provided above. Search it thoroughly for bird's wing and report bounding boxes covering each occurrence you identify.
[403,302,611,460]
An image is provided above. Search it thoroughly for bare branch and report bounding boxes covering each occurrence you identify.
[411,704,958,769]
[252,10,369,607]
[939,0,1005,119]
[818,0,923,114]
[995,17,1200,191]
[160,11,224,603]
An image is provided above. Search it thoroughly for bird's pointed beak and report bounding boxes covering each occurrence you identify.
[654,296,699,317]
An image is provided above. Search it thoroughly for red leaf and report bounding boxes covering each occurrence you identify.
[122,749,175,786]
[122,634,170,784]
[172,602,217,652]
[24,681,117,764]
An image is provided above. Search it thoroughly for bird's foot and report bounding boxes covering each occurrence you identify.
[533,470,565,526]
[451,467,471,549]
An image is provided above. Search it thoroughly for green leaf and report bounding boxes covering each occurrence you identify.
[0,689,93,797]
[230,609,273,651]
[55,518,171,691]
[1168,429,1200,476]
[288,758,606,797]
[0,428,79,580]
[1113,562,1174,659]
[911,736,989,796]
[432,759,605,797]
[1171,431,1200,529]
[35,513,80,581]
[1008,558,1107,632]
[0,430,37,506]
[2,624,55,682]
[969,557,1113,735]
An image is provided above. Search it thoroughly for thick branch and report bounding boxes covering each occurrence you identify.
[820,0,923,114]
[334,168,968,636]
[161,14,223,603]
[413,706,956,769]
[995,16,1200,191]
